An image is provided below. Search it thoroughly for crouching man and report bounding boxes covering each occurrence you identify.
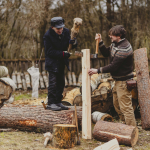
[43,17,77,111]
[88,25,136,126]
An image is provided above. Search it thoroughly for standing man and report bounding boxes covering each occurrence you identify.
[43,17,77,111]
[88,25,136,126]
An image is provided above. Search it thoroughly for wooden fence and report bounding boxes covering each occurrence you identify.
[0,56,109,90]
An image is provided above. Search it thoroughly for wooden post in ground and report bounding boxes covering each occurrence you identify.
[82,49,92,139]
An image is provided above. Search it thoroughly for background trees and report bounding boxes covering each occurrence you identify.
[0,0,150,59]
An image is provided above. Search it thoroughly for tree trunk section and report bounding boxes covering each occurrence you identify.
[134,48,150,129]
[93,121,139,146]
[52,124,77,149]
[0,104,82,132]
[0,79,13,107]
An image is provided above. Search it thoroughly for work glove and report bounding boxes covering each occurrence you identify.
[69,38,77,45]
[63,51,70,59]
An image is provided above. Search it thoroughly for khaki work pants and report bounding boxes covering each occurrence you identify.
[113,81,136,126]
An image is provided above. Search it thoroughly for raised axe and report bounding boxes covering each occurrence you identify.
[75,33,99,58]
[68,18,83,52]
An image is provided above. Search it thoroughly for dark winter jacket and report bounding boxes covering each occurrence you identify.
[99,38,133,80]
[43,27,77,72]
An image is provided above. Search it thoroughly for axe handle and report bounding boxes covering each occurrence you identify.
[41,101,46,109]
[96,39,99,54]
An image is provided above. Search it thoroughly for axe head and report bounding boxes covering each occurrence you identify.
[90,53,98,58]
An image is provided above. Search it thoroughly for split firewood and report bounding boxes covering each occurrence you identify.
[68,71,73,86]
[93,121,139,146]
[62,88,80,105]
[91,74,102,91]
[72,72,77,86]
[16,72,22,89]
[39,73,45,89]
[65,76,68,87]
[43,132,53,148]
[77,72,82,86]
[21,73,27,91]
[12,72,18,89]
[93,82,112,99]
[93,138,120,150]
[42,71,49,88]
[0,104,82,132]
[68,18,82,52]
[24,72,31,89]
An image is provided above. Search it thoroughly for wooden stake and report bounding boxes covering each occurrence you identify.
[82,49,91,139]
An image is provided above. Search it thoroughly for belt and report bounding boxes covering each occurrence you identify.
[113,74,134,81]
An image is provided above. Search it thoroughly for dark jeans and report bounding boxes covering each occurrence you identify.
[48,71,65,105]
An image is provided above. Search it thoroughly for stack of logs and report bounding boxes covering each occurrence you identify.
[62,73,138,113]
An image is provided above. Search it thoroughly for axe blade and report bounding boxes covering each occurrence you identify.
[90,54,98,58]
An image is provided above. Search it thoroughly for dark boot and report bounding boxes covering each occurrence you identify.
[46,104,61,111]
[56,103,68,110]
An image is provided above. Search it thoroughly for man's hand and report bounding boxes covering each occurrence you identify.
[88,68,98,76]
[69,38,77,45]
[63,52,71,58]
[95,33,102,43]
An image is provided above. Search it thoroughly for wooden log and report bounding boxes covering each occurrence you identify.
[0,79,13,107]
[21,73,27,91]
[52,124,77,149]
[93,121,139,146]
[62,88,80,105]
[92,111,114,123]
[39,73,45,89]
[65,76,68,87]
[93,138,120,150]
[72,72,77,86]
[93,82,111,100]
[0,66,8,78]
[16,72,22,89]
[90,74,102,91]
[134,48,150,129]
[0,105,82,132]
[68,71,73,86]
[24,72,31,89]
[77,72,82,86]
[12,72,18,89]
[42,71,48,88]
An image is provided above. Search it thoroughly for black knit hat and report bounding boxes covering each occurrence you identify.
[50,17,65,28]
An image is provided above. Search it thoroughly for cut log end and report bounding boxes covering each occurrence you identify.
[93,121,139,146]
[52,124,77,149]
[131,127,139,147]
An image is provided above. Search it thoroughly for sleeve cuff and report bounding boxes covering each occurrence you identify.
[97,67,103,74]
[99,41,104,48]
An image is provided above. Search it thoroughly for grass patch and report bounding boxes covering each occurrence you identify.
[14,90,47,101]
[14,93,32,101]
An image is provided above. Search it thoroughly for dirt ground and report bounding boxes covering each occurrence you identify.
[1,88,150,150]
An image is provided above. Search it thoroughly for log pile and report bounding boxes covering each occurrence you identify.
[62,73,138,113]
